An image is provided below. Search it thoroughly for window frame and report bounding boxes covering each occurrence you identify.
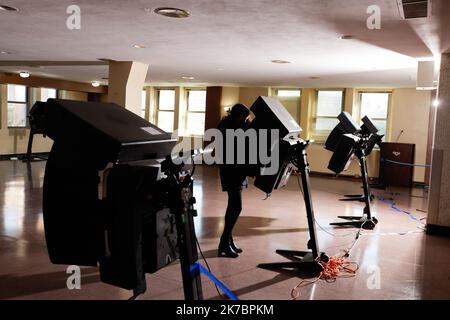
[7,84,29,129]
[155,88,176,132]
[358,90,392,142]
[311,89,345,141]
[185,88,207,137]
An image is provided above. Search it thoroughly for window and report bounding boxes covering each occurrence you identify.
[359,92,390,140]
[186,89,206,136]
[141,90,147,119]
[40,88,57,101]
[312,90,344,139]
[277,89,301,98]
[156,89,175,132]
[7,84,28,128]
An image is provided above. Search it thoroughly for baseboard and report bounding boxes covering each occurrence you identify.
[309,171,379,183]
[413,181,427,188]
[426,224,450,237]
[0,152,49,161]
[309,171,428,189]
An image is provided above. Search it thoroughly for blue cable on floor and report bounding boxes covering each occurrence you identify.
[191,262,239,301]
[378,196,425,225]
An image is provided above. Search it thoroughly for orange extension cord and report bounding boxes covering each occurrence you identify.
[291,256,359,300]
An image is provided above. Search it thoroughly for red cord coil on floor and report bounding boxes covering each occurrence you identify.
[291,256,359,300]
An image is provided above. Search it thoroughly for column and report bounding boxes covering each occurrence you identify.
[427,52,450,235]
[108,61,148,116]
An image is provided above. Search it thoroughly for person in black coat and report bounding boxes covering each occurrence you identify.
[217,104,251,258]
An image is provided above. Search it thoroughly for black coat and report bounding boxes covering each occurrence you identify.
[217,116,249,191]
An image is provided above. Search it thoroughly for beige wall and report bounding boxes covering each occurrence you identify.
[0,86,88,155]
[390,89,431,182]
[307,142,381,177]
[59,90,88,101]
[278,96,301,124]
[238,87,270,107]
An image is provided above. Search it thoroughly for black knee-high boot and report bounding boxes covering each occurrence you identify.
[219,189,242,257]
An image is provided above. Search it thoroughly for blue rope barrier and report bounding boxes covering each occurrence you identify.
[381,158,431,168]
[191,262,239,301]
[378,196,425,225]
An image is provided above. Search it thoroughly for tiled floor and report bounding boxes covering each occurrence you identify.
[1,160,449,300]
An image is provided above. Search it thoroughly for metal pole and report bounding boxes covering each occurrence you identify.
[297,144,320,259]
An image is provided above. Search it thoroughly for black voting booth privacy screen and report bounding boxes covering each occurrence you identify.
[325,114,384,175]
[250,96,302,194]
[32,99,179,292]
[324,113,381,229]
[325,112,361,175]
[361,116,383,156]
[250,97,329,274]
[325,111,360,153]
[33,99,175,165]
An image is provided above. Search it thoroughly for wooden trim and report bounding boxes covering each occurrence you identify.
[0,72,107,94]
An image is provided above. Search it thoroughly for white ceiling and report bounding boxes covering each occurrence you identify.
[0,0,448,87]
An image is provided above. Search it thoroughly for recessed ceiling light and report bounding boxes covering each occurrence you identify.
[154,7,190,18]
[19,71,30,78]
[0,5,19,12]
[433,100,439,108]
[216,67,225,71]
[133,44,146,49]
[271,60,291,64]
[91,81,100,87]
[340,35,354,40]
[182,76,195,80]
[1,50,11,54]
[308,76,320,80]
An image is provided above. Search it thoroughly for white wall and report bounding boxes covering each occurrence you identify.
[390,89,431,182]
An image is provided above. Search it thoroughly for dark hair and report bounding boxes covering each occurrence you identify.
[230,103,250,119]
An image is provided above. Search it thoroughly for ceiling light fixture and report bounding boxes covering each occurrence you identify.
[271,60,291,64]
[133,44,146,49]
[19,71,30,78]
[0,5,19,12]
[91,81,100,87]
[154,7,190,18]
[308,76,321,80]
[432,100,439,108]
[340,35,354,40]
[1,50,11,54]
[182,76,195,80]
